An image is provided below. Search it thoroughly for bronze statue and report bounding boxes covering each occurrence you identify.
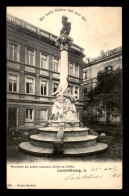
[60,16,71,35]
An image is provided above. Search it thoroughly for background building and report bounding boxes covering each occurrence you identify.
[6,14,85,128]
[83,46,122,124]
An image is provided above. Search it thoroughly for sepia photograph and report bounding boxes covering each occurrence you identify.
[6,6,122,189]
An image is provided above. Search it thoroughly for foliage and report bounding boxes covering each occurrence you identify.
[87,67,122,114]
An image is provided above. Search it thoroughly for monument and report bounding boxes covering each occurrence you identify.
[19,16,108,156]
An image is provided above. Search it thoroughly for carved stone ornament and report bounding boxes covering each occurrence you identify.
[60,43,68,50]
[55,34,73,51]
[49,86,79,124]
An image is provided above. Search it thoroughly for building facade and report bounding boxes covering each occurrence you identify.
[83,46,122,124]
[6,14,85,128]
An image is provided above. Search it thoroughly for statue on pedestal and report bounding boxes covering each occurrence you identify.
[60,16,71,35]
[50,16,79,124]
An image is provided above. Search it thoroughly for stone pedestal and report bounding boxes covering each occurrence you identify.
[56,34,73,92]
[19,125,108,156]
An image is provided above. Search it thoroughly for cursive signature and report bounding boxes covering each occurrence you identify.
[65,173,104,180]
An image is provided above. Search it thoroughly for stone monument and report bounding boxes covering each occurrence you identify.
[19,16,108,157]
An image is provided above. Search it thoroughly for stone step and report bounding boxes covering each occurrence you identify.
[48,122,80,128]
[64,135,97,142]
[30,134,97,148]
[39,127,89,132]
[19,141,108,156]
[19,142,53,155]
[39,127,89,137]
[63,143,108,156]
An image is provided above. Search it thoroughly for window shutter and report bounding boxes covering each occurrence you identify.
[9,82,12,91]
[26,109,28,119]
[44,86,46,95]
[13,82,17,91]
[30,109,32,119]
[26,83,29,93]
[41,85,43,95]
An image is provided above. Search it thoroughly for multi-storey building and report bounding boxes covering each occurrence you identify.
[83,46,122,124]
[6,14,85,128]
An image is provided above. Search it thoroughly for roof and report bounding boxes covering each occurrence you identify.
[85,46,122,65]
[7,14,84,55]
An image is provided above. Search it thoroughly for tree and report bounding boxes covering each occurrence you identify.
[87,67,122,124]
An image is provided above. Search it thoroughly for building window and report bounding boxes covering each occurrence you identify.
[75,64,79,77]
[8,75,18,92]
[26,77,35,94]
[26,48,35,66]
[53,83,58,93]
[83,72,87,79]
[69,63,73,76]
[40,53,48,69]
[9,42,19,61]
[41,81,47,96]
[53,58,59,72]
[40,109,48,121]
[68,85,73,94]
[83,88,88,98]
[69,63,79,77]
[26,109,34,121]
[74,86,79,98]
[97,108,103,117]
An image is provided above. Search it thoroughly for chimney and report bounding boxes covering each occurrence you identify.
[106,50,110,56]
[86,58,89,64]
[100,50,105,57]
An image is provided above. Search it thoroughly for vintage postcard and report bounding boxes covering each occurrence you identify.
[6,6,122,189]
